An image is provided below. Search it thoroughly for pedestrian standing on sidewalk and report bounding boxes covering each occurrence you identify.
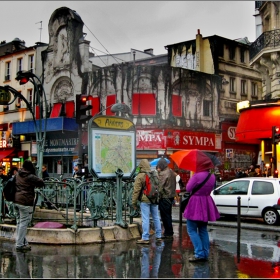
[14,160,45,252]
[156,158,176,239]
[183,170,220,262]
[174,171,181,204]
[132,159,162,244]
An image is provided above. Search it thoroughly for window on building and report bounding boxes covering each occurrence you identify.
[27,89,33,105]
[203,100,212,117]
[17,58,23,72]
[16,97,21,108]
[240,49,245,63]
[172,95,182,117]
[132,93,156,116]
[230,77,235,92]
[5,61,10,81]
[218,44,224,58]
[229,46,235,60]
[106,94,116,116]
[28,55,34,73]
[241,80,247,95]
[251,82,257,96]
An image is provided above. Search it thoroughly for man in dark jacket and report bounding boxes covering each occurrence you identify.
[14,160,45,252]
[0,166,9,218]
[156,158,176,239]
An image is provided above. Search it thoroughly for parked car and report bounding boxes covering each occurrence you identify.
[210,177,280,225]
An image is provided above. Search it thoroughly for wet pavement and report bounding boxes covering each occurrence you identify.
[1,205,280,278]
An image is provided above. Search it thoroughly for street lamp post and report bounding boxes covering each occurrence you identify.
[0,70,47,178]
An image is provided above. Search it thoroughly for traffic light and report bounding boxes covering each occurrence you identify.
[15,71,33,85]
[274,169,279,178]
[75,94,92,124]
[273,126,280,144]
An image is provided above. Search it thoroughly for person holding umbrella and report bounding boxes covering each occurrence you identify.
[156,158,176,239]
[170,149,220,262]
[183,169,220,262]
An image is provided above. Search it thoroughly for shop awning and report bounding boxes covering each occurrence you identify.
[12,117,78,135]
[0,148,16,161]
[235,105,280,144]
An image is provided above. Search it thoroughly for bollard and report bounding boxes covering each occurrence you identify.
[179,192,183,226]
[237,196,241,263]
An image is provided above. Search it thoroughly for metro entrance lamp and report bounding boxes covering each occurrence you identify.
[0,70,47,178]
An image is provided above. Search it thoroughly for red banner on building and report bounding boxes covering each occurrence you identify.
[136,129,222,151]
[136,130,166,149]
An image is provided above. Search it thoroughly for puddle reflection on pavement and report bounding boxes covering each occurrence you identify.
[0,224,279,278]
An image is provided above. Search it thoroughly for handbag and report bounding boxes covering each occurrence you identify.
[180,173,211,213]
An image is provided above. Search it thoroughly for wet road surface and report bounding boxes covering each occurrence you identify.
[1,221,280,278]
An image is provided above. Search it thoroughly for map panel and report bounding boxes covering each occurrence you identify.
[91,129,135,178]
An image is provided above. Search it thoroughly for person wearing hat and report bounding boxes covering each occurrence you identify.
[131,159,162,244]
[156,158,176,239]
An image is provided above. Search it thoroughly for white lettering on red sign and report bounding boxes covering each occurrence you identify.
[138,134,162,142]
[0,140,7,148]
[182,135,214,146]
[227,127,236,140]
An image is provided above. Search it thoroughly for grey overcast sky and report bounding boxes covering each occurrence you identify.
[2,1,256,56]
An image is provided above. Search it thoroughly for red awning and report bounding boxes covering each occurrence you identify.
[50,103,63,118]
[235,105,280,144]
[0,148,16,161]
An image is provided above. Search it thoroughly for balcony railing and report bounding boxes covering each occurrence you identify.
[250,29,280,61]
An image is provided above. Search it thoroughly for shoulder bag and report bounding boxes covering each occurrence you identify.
[180,173,211,213]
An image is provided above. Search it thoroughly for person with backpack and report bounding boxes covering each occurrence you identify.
[131,159,162,244]
[13,160,45,252]
[156,158,176,239]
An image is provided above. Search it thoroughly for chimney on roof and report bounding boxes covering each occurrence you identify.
[197,29,200,35]
[144,48,153,55]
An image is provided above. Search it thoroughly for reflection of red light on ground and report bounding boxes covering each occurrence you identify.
[172,264,182,277]
[235,257,280,278]
[273,265,280,274]
[172,254,182,261]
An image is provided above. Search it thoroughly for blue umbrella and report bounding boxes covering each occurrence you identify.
[150,157,170,167]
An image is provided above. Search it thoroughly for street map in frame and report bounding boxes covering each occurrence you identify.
[91,128,135,178]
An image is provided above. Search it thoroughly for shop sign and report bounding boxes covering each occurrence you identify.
[221,122,237,142]
[136,130,166,149]
[166,130,222,151]
[32,133,79,156]
[135,129,222,151]
[0,140,7,148]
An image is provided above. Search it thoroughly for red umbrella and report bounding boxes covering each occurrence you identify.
[170,149,214,172]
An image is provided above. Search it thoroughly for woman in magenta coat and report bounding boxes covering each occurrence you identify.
[183,170,220,262]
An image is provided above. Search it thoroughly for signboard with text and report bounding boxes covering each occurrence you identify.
[136,129,222,151]
[89,115,136,179]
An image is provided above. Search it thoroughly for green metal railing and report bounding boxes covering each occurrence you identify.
[0,175,139,230]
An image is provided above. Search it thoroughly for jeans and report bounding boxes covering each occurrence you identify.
[187,220,210,259]
[193,262,210,278]
[15,252,31,278]
[140,202,162,240]
[14,204,33,248]
[141,243,164,278]
[158,198,174,237]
